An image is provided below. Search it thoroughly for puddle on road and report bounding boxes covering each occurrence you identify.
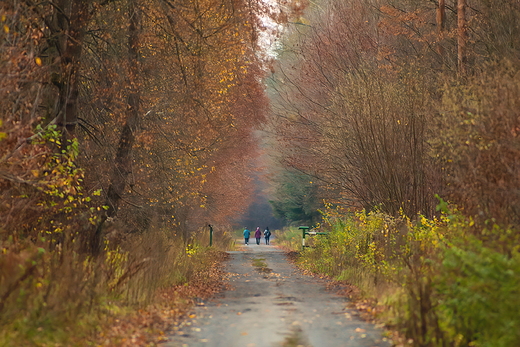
[276,302,294,306]
[278,327,311,347]
[251,257,266,266]
[276,296,303,302]
[275,295,303,306]
[252,257,273,274]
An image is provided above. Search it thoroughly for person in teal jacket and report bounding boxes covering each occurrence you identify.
[243,228,251,245]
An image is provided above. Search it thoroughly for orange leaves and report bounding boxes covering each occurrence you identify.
[379,4,433,42]
[119,0,268,228]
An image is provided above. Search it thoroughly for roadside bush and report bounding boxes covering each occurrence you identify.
[293,203,520,347]
[435,237,520,347]
[433,61,520,228]
[0,229,216,346]
[0,190,231,347]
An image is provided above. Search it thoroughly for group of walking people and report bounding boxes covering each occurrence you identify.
[243,227,271,245]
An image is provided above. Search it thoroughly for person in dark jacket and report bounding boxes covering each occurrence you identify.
[254,227,262,245]
[264,227,271,245]
[243,227,250,245]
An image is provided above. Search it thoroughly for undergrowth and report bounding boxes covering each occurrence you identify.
[0,130,236,346]
[0,229,232,347]
[280,203,520,347]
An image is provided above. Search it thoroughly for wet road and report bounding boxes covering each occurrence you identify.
[165,242,392,347]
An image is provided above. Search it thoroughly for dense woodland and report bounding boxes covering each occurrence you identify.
[269,1,520,346]
[269,0,520,229]
[1,0,520,346]
[1,0,272,344]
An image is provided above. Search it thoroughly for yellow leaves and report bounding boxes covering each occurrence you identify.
[35,57,42,66]
[0,120,6,141]
[2,15,8,34]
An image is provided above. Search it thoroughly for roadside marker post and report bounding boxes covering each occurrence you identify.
[299,226,310,248]
[299,226,328,248]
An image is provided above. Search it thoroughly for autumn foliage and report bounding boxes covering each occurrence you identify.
[269,0,520,346]
[269,0,520,228]
[0,0,268,344]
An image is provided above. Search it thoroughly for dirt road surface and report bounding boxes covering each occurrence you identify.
[165,241,392,347]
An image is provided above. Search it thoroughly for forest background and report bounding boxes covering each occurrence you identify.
[269,1,520,347]
[1,0,274,344]
[1,0,520,346]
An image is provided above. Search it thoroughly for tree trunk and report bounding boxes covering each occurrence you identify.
[105,0,141,219]
[436,0,446,32]
[54,0,91,136]
[436,0,446,59]
[457,0,467,76]
[91,0,141,255]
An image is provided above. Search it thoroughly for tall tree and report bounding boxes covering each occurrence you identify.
[91,0,142,254]
[52,0,92,135]
[268,0,440,217]
[457,0,467,76]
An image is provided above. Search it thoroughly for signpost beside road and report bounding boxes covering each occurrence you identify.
[299,226,328,248]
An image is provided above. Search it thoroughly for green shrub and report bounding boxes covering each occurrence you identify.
[435,240,520,347]
[293,203,520,346]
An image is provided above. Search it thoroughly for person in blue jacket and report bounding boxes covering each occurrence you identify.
[243,227,251,245]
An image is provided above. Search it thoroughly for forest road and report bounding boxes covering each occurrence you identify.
[165,240,392,347]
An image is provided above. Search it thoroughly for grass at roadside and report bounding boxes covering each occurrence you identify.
[276,207,520,347]
[94,248,229,347]
[0,227,234,347]
[273,226,301,251]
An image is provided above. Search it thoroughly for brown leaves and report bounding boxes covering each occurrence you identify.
[96,251,229,346]
[379,4,435,42]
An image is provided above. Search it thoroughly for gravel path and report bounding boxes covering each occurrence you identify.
[165,241,392,347]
